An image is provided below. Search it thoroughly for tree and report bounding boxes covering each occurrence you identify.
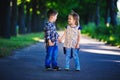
[106,0,118,26]
[77,0,97,24]
[56,0,79,22]
[95,0,100,26]
[31,0,39,32]
[18,0,26,34]
[26,0,32,33]
[0,0,11,39]
[11,0,18,36]
[38,0,46,31]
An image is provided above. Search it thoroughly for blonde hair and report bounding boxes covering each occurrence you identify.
[69,10,80,26]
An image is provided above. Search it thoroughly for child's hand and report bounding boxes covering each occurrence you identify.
[58,37,62,43]
[48,40,54,46]
[75,44,79,48]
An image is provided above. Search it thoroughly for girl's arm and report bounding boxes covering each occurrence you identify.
[75,30,81,48]
[59,29,66,43]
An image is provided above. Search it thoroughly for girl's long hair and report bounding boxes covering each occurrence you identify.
[69,10,80,26]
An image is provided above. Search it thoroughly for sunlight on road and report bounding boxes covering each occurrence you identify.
[81,48,120,56]
[80,35,120,56]
[32,37,44,42]
[99,59,120,63]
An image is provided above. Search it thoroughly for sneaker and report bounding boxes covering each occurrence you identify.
[45,66,52,70]
[75,68,80,71]
[53,66,61,71]
[65,68,69,71]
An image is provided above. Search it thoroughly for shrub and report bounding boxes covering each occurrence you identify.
[82,22,120,47]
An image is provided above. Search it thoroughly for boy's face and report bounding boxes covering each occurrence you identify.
[50,14,58,22]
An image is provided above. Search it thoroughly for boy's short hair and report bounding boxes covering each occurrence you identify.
[47,9,58,18]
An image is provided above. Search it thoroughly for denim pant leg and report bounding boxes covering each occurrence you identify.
[65,48,71,69]
[52,45,58,68]
[73,48,80,70]
[45,46,53,67]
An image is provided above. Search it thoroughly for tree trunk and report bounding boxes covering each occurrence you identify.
[18,1,26,34]
[110,0,117,26]
[106,0,118,26]
[105,0,110,24]
[39,0,46,31]
[26,1,31,33]
[31,0,38,32]
[0,0,11,39]
[95,0,100,27]
[11,0,18,36]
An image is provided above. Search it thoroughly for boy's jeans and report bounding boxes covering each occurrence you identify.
[65,48,80,70]
[45,45,58,68]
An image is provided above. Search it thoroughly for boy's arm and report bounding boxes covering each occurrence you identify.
[48,40,54,46]
[45,26,50,40]
[45,25,54,46]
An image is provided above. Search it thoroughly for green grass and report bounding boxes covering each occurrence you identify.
[0,32,44,57]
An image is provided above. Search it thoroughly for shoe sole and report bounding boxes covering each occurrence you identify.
[46,68,52,71]
[65,69,69,71]
[75,70,80,71]
[53,68,61,71]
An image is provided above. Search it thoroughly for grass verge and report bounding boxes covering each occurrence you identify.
[0,32,44,57]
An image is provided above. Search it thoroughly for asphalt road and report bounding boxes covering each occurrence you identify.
[0,35,120,80]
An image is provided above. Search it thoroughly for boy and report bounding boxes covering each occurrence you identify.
[44,9,61,70]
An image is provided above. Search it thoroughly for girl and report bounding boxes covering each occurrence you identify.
[60,11,81,71]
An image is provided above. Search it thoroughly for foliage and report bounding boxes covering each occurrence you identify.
[0,32,44,57]
[45,0,79,22]
[81,23,96,36]
[82,23,120,47]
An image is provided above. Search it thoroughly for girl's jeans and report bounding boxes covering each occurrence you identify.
[45,45,58,68]
[65,48,80,70]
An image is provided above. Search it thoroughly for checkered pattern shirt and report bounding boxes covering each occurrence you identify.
[44,21,59,44]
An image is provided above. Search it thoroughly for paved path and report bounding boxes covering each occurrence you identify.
[0,34,120,80]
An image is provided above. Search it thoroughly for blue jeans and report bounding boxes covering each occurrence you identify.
[65,48,80,70]
[45,45,58,68]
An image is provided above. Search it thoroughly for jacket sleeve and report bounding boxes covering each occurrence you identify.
[56,32,59,39]
[44,23,51,41]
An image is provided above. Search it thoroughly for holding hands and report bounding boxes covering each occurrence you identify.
[58,37,62,43]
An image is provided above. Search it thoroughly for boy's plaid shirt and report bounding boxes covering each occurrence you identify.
[44,21,59,44]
